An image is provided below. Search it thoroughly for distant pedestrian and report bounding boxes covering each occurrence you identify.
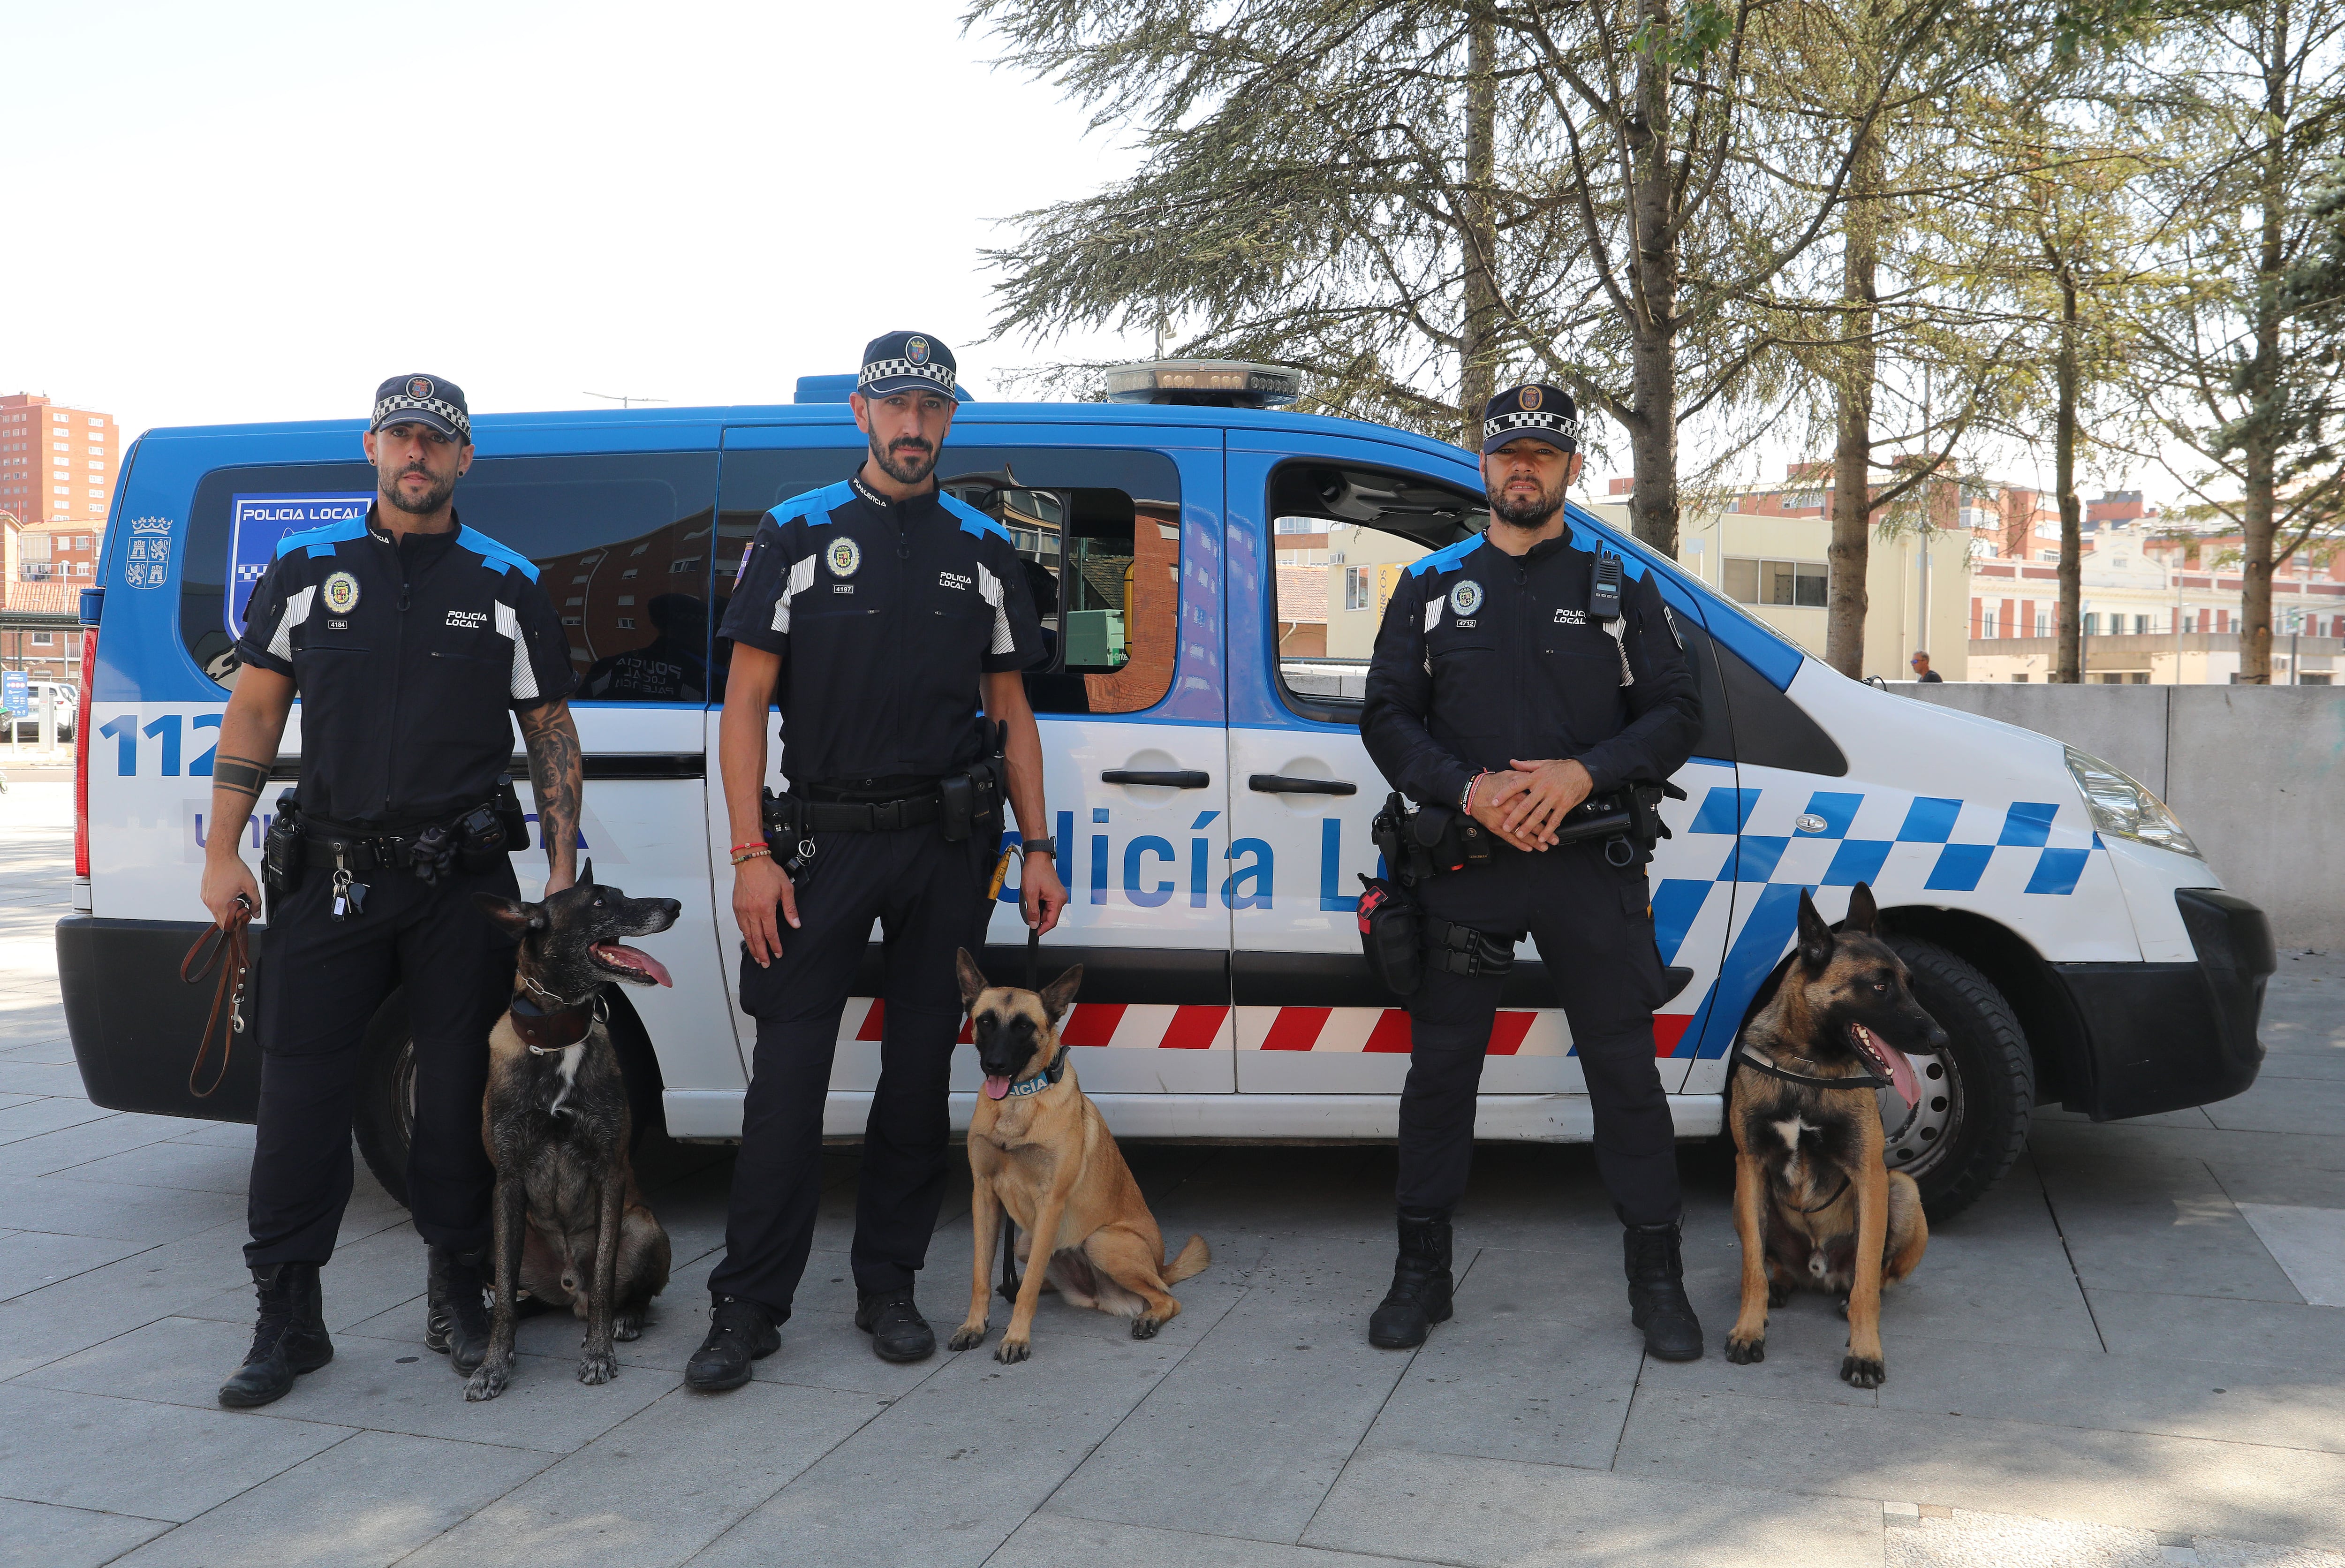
[1910,651,1944,683]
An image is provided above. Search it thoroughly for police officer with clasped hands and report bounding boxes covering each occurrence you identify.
[1359,384,1707,1361]
[686,332,1069,1391]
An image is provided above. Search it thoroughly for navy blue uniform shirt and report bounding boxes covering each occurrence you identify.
[234,507,576,828]
[720,473,1045,788]
[1361,528,1702,808]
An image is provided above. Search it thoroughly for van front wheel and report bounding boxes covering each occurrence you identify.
[1879,937,2033,1224]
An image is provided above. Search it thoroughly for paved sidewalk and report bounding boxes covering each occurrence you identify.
[1,780,2341,1567]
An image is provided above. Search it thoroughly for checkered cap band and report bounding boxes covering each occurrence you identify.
[859,358,957,393]
[1484,408,1582,447]
[371,393,471,439]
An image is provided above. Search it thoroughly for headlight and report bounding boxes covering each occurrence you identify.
[2064,746,2201,860]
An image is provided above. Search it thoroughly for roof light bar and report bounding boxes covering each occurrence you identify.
[1104,359,1302,409]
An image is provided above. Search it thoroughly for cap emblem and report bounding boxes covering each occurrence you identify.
[322,570,361,614]
[906,337,930,366]
[1450,579,1484,616]
[826,536,862,577]
[406,377,433,400]
[1519,386,1542,411]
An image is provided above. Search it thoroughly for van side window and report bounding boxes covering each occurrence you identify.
[179,454,719,703]
[714,445,1181,715]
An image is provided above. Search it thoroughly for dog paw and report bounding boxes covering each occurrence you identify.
[1131,1316,1163,1341]
[1724,1334,1766,1365]
[578,1349,618,1386]
[1840,1353,1885,1389]
[994,1337,1031,1364]
[613,1314,644,1343]
[463,1360,511,1402]
[947,1323,988,1352]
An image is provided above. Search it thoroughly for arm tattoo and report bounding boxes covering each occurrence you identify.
[518,699,582,880]
[211,754,270,800]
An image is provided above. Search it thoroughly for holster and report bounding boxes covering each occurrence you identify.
[759,788,818,890]
[261,792,305,897]
[1373,792,1496,888]
[1355,874,1424,997]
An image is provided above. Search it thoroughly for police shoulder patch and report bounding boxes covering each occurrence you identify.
[825,536,862,577]
[1450,579,1484,616]
[321,570,362,614]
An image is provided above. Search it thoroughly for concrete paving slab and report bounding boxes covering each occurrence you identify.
[0,1226,145,1302]
[14,1315,676,1454]
[0,1110,197,1179]
[0,1094,36,1114]
[2038,1151,2304,1302]
[52,1134,254,1196]
[0,1059,96,1097]
[1045,1278,1406,1545]
[2202,1156,2345,1208]
[1634,1295,1884,1408]
[691,1310,1208,1568]
[1612,1386,2345,1547]
[2088,1288,2345,1371]
[161,1119,256,1150]
[0,1220,258,1380]
[400,1381,879,1568]
[1884,1505,2345,1568]
[2030,1119,2345,1174]
[2236,1204,2345,1305]
[2255,1052,2345,1082]
[999,1513,1435,1568]
[0,1094,115,1143]
[1357,1299,1646,1467]
[0,1496,172,1568]
[0,1382,351,1521]
[1301,1446,1886,1568]
[0,1039,78,1066]
[2206,1078,2345,1137]
[113,1429,552,1568]
[182,1222,431,1333]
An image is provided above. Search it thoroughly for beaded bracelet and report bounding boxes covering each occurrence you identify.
[730,844,772,865]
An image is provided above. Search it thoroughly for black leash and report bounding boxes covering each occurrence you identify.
[1026,921,1039,992]
[1729,1040,1893,1093]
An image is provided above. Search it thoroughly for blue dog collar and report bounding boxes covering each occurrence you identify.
[1002,1045,1070,1098]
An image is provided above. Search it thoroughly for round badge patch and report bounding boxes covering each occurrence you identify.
[1520,386,1543,411]
[905,337,930,366]
[321,571,361,614]
[406,376,433,400]
[1450,579,1484,616]
[825,536,862,577]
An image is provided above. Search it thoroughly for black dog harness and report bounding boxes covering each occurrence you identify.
[1730,1040,1893,1093]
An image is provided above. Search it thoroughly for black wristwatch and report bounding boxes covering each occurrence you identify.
[1017,836,1057,859]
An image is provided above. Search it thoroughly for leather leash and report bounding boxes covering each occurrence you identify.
[180,896,252,1098]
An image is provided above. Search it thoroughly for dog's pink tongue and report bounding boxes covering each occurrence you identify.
[592,944,673,987]
[1873,1032,1921,1106]
[983,1075,1012,1101]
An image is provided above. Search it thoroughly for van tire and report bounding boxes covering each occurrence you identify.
[349,991,667,1214]
[1884,937,2033,1224]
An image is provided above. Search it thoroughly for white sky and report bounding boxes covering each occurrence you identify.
[1,0,1143,440]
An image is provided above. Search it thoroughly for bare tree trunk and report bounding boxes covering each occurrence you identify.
[1625,0,1681,557]
[2055,273,2083,683]
[2239,9,2290,684]
[1458,3,1498,448]
[1824,116,1882,678]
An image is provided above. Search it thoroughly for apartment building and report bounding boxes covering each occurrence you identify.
[0,394,118,529]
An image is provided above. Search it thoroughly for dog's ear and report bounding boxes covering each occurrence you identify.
[1794,887,1834,971]
[578,858,595,890]
[1038,963,1084,1023]
[1842,881,1880,936]
[954,948,989,1015]
[472,892,542,935]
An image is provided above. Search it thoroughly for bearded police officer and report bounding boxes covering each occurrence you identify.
[1358,384,1706,1360]
[686,332,1069,1391]
[199,375,583,1408]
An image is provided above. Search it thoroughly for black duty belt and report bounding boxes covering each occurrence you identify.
[303,830,419,873]
[795,792,943,833]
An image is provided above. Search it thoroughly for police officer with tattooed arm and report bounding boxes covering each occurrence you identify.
[1358,384,1707,1360]
[198,375,583,1408]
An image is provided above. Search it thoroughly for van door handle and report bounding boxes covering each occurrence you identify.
[1100,769,1212,788]
[1248,773,1358,796]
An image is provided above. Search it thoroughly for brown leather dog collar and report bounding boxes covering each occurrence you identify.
[510,992,597,1054]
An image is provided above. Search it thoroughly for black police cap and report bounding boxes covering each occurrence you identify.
[1482,383,1581,454]
[858,331,961,400]
[371,374,471,442]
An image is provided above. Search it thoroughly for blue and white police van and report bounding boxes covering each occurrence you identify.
[58,365,2274,1220]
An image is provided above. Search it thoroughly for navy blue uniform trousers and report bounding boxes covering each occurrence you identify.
[247,860,519,1269]
[710,822,992,1315]
[1400,841,1681,1227]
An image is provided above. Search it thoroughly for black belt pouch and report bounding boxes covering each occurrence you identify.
[261,792,306,896]
[938,774,974,843]
[1356,874,1425,998]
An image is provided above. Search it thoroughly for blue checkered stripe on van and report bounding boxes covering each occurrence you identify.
[1652,787,2098,1060]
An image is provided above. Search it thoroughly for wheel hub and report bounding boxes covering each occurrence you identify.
[1880,1049,1957,1175]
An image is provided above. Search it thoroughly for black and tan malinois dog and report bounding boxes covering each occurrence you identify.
[1723,882,1942,1388]
[949,951,1210,1363]
[463,863,678,1401]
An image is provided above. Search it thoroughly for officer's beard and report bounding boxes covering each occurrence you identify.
[382,464,457,516]
[1489,472,1567,531]
[870,432,939,488]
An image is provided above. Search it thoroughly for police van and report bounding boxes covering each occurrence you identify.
[59,367,2273,1221]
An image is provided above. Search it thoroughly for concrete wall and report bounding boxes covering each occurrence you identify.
[1889,682,2345,947]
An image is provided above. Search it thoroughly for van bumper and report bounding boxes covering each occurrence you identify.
[57,916,261,1122]
[2050,889,2273,1121]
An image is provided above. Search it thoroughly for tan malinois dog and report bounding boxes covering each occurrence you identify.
[1723,883,1938,1388]
[950,951,1210,1363]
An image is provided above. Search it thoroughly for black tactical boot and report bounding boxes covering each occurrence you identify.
[855,1288,936,1363]
[424,1245,492,1376]
[1368,1209,1454,1349]
[685,1296,781,1392]
[1623,1220,1704,1361]
[218,1262,333,1409]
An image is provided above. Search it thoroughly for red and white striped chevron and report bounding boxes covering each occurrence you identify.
[840,1000,1698,1056]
